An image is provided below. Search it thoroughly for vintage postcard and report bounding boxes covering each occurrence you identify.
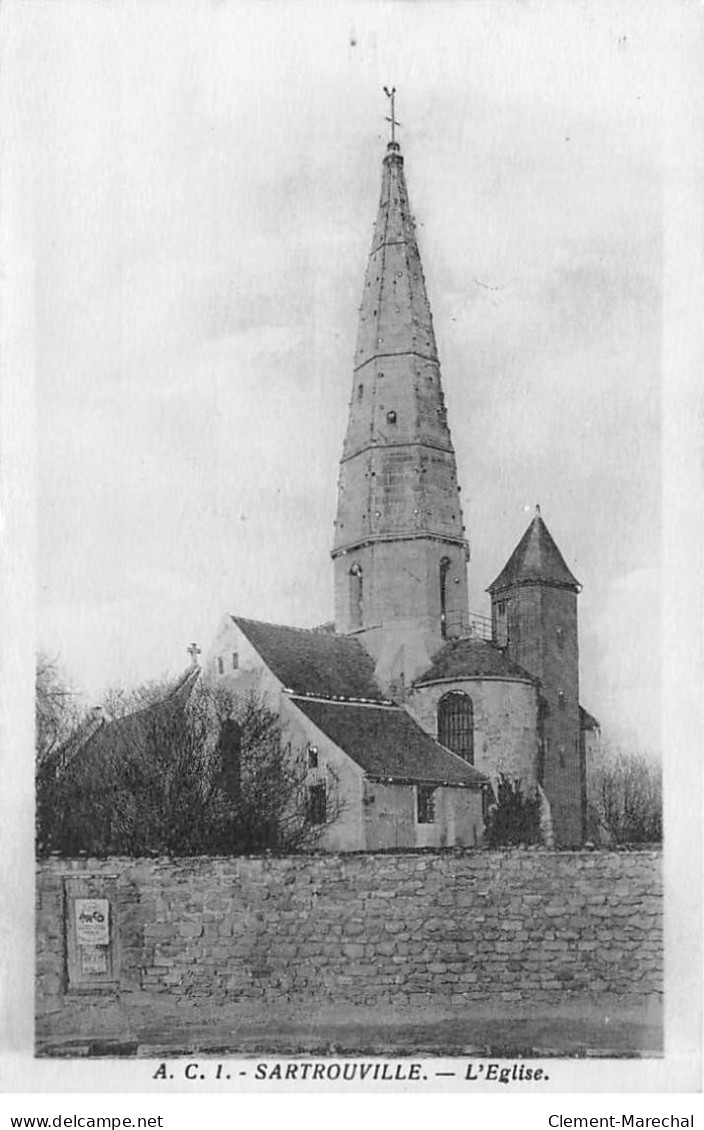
[1,0,701,1104]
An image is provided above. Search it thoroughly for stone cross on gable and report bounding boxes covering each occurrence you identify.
[187,642,201,668]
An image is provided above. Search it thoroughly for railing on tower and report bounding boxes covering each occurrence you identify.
[443,609,493,642]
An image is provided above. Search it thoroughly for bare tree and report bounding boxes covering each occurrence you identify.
[222,691,343,853]
[589,747,662,844]
[35,653,82,767]
[36,654,89,853]
[37,678,342,857]
[100,677,177,721]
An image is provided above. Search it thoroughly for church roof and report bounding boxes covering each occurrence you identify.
[488,513,580,594]
[290,696,487,788]
[413,637,536,687]
[580,705,600,731]
[50,667,202,781]
[232,617,388,702]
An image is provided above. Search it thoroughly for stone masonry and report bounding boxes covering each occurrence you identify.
[489,516,584,847]
[37,850,662,1049]
[332,139,469,666]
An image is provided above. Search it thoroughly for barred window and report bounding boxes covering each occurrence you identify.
[417,786,436,824]
[438,691,474,764]
[308,784,327,825]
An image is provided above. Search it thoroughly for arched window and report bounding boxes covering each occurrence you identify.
[439,556,451,639]
[438,691,474,764]
[349,563,363,630]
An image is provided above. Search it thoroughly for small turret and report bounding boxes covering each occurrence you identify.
[488,509,584,846]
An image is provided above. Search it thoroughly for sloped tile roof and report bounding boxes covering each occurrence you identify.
[414,637,536,686]
[290,696,487,787]
[488,514,579,593]
[64,667,202,774]
[233,617,387,702]
[580,705,600,731]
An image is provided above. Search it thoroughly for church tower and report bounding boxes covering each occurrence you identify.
[488,509,585,846]
[332,110,469,691]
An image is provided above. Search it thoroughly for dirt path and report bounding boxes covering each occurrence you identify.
[38,996,663,1059]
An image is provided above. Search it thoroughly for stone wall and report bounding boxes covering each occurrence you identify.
[36,849,662,1048]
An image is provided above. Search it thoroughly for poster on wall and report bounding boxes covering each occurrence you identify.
[75,900,110,948]
[80,948,109,976]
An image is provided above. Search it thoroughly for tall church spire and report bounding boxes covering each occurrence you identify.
[332,103,469,689]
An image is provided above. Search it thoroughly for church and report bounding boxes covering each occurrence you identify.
[201,115,597,850]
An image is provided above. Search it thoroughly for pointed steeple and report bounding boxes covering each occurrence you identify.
[488,511,579,595]
[339,138,455,472]
[332,108,469,671]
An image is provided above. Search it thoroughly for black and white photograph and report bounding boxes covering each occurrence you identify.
[1,0,701,1106]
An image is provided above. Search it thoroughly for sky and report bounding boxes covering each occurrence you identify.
[11,0,688,756]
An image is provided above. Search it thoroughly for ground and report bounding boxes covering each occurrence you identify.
[37,995,662,1059]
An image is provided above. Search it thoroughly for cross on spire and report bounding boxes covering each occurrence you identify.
[383,85,400,145]
[187,642,201,668]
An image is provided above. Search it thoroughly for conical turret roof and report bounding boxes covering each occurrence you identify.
[488,512,579,594]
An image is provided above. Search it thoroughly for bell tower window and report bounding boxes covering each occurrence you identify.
[439,556,451,639]
[349,562,363,630]
[438,691,474,764]
[494,599,508,647]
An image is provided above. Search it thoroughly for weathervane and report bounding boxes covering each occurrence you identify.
[383,85,400,145]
